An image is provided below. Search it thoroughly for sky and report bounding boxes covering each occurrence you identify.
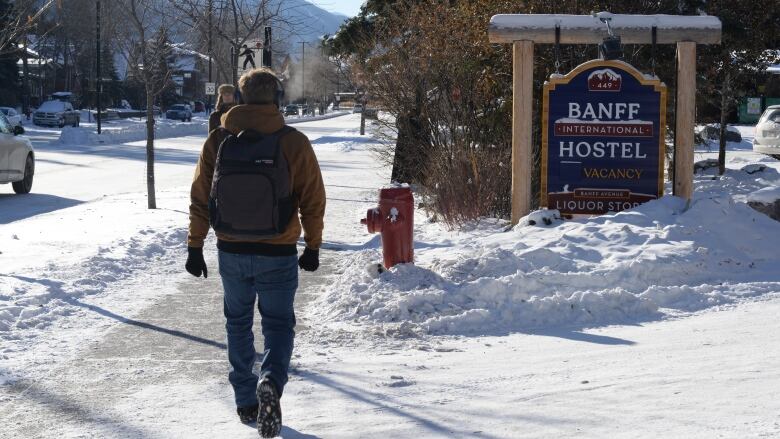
[309,0,363,17]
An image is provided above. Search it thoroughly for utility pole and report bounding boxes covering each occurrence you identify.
[301,41,305,106]
[230,45,237,87]
[262,26,272,68]
[22,36,29,117]
[207,0,213,111]
[96,0,102,135]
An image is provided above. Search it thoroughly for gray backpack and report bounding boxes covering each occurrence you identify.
[209,126,296,240]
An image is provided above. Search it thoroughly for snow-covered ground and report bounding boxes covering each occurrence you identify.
[1,117,779,438]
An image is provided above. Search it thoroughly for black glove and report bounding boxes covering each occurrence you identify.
[298,247,319,272]
[185,246,208,278]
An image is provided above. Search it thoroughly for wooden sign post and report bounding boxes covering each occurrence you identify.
[488,12,722,224]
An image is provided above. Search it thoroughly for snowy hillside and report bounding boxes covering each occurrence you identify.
[273,0,349,44]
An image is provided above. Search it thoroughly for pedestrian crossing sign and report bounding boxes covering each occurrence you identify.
[237,39,263,77]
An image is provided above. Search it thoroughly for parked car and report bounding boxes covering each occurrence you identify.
[0,113,34,194]
[352,103,364,114]
[33,100,80,128]
[166,104,192,122]
[0,107,23,129]
[754,105,780,159]
[193,101,205,113]
[284,104,299,117]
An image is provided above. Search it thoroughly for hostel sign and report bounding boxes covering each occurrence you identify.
[542,59,667,215]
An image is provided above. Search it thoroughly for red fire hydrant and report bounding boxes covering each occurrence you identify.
[360,187,414,269]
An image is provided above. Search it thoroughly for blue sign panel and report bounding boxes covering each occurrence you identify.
[542,60,667,215]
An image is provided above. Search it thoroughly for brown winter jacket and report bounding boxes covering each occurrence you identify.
[188,104,326,253]
[207,104,234,133]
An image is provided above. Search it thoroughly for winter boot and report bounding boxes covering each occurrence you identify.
[237,404,259,424]
[257,378,282,438]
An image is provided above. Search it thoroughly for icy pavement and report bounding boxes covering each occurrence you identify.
[0,250,337,438]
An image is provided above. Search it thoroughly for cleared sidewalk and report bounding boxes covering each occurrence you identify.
[0,250,334,439]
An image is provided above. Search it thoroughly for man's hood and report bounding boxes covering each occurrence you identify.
[221,104,284,135]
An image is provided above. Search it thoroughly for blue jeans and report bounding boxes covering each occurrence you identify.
[218,250,298,407]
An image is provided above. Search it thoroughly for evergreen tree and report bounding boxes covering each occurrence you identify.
[100,43,121,107]
[696,0,780,174]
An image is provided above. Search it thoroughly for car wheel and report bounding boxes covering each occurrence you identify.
[12,154,34,194]
[58,119,65,128]
[772,155,780,161]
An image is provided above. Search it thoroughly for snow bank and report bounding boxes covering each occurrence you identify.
[285,111,349,124]
[748,186,780,204]
[309,169,780,337]
[58,119,209,145]
[56,112,349,146]
[0,192,188,334]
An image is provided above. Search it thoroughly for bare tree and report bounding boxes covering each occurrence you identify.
[117,0,175,209]
[0,0,57,55]
[166,0,303,85]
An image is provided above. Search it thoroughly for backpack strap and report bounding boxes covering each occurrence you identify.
[271,125,296,162]
[213,127,235,164]
[233,126,295,141]
[273,125,296,137]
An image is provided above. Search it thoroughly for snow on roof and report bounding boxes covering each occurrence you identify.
[15,44,55,66]
[170,43,209,62]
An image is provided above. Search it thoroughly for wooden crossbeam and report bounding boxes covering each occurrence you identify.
[489,13,722,45]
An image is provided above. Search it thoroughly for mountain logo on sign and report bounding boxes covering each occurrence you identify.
[587,69,622,92]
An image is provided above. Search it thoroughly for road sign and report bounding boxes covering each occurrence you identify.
[205,82,216,96]
[237,39,262,77]
[542,59,667,215]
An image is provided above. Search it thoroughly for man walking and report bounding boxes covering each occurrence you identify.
[208,84,236,133]
[186,68,325,437]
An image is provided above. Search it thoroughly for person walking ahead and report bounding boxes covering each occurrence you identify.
[186,68,325,438]
[208,84,236,133]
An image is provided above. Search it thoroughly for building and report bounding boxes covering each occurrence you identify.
[169,44,210,102]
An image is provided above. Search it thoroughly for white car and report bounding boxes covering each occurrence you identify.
[0,107,22,128]
[0,113,34,194]
[754,105,780,159]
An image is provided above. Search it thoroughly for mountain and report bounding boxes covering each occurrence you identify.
[271,0,349,55]
[278,0,349,41]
